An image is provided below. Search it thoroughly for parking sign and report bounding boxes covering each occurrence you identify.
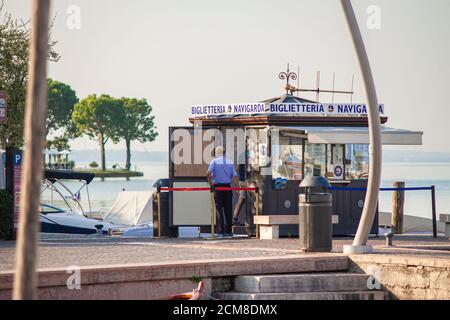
[0,91,7,124]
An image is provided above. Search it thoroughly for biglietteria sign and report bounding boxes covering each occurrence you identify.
[191,103,385,117]
[191,103,266,117]
[269,103,385,115]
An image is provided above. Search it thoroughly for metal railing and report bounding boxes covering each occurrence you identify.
[156,186,259,240]
[329,185,438,238]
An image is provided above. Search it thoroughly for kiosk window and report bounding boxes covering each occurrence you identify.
[271,136,304,181]
[304,142,326,178]
[345,144,370,180]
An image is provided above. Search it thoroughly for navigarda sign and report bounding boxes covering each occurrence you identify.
[269,103,385,116]
[191,103,265,117]
[191,102,384,117]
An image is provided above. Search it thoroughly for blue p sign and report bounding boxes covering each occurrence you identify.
[14,153,22,166]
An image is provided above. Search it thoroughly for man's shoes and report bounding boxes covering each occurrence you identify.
[224,233,233,238]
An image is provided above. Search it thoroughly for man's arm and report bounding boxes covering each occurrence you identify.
[232,175,239,188]
[207,161,214,186]
[207,172,213,186]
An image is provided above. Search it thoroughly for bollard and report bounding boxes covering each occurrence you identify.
[391,181,405,234]
[210,186,215,240]
[384,232,394,247]
[255,186,260,239]
[431,185,437,238]
[156,187,161,238]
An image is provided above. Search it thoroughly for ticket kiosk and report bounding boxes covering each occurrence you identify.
[168,92,423,237]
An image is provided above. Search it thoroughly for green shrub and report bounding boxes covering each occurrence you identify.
[89,161,99,168]
[0,190,14,240]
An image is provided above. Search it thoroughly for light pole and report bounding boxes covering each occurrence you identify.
[13,0,51,299]
[340,0,382,254]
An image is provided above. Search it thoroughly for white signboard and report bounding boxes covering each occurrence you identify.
[191,103,265,117]
[191,102,385,117]
[269,103,385,116]
[333,164,344,180]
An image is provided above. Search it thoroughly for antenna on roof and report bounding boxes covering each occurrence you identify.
[277,66,355,102]
[278,63,298,95]
[350,74,355,104]
[332,72,336,103]
[316,71,321,101]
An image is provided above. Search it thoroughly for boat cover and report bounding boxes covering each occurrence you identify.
[103,191,153,226]
[44,170,95,184]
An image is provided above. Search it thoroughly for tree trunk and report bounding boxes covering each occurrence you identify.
[125,139,131,171]
[99,132,106,171]
[13,0,50,300]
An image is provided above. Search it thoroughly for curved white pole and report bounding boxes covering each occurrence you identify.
[340,0,382,252]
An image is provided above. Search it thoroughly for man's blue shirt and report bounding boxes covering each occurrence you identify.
[207,156,237,185]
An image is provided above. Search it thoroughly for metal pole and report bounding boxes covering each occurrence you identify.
[13,0,51,300]
[157,188,161,238]
[391,181,405,234]
[210,186,215,240]
[255,187,260,239]
[341,0,382,254]
[431,185,437,238]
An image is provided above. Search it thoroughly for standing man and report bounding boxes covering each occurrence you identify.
[207,146,238,238]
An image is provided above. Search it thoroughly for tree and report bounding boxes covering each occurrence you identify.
[72,94,122,170]
[46,78,78,141]
[117,98,158,170]
[0,2,59,148]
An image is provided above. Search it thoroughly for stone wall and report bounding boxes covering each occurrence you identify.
[349,255,450,300]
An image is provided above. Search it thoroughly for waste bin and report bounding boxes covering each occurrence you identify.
[152,178,178,237]
[299,176,333,252]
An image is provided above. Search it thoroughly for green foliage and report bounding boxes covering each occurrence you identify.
[72,94,122,170]
[117,98,158,144]
[47,78,78,139]
[0,3,59,148]
[117,98,158,170]
[46,134,71,152]
[72,94,122,143]
[0,189,13,240]
[89,161,99,168]
[191,275,203,283]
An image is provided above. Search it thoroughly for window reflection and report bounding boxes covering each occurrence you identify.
[345,144,370,180]
[271,136,303,181]
[304,142,326,178]
[270,134,370,182]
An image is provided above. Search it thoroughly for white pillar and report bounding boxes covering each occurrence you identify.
[340,0,382,254]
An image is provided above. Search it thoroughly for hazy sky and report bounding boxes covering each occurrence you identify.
[4,0,450,153]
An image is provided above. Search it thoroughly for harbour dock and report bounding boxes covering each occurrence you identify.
[1,235,449,300]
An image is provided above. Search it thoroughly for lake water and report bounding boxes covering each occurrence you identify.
[41,162,450,219]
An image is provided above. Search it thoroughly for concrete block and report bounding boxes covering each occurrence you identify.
[343,245,373,254]
[260,225,279,240]
[214,291,387,300]
[234,273,370,293]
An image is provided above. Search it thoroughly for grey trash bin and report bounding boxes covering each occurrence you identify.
[152,179,178,238]
[299,176,333,252]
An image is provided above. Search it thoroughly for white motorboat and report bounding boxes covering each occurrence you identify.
[40,170,126,235]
